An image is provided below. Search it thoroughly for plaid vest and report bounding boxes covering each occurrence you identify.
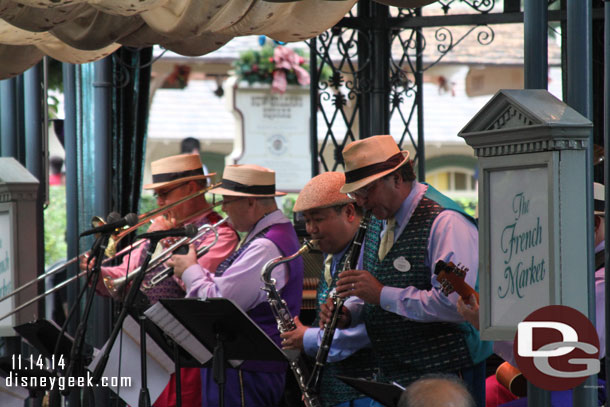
[143,211,225,304]
[362,196,472,386]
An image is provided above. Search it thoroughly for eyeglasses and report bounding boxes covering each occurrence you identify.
[222,196,245,206]
[346,181,377,200]
[154,183,185,200]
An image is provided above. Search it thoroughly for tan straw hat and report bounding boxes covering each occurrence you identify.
[293,172,354,212]
[210,164,286,197]
[594,182,605,215]
[340,135,410,193]
[143,153,215,190]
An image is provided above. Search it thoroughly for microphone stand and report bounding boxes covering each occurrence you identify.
[63,232,109,395]
[92,238,163,407]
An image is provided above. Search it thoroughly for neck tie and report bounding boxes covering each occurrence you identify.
[236,232,248,249]
[378,217,396,261]
[323,254,334,287]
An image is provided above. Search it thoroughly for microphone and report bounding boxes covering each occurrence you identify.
[137,224,198,241]
[80,213,138,237]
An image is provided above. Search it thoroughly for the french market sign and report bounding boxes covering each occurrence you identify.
[489,162,549,325]
[459,90,592,340]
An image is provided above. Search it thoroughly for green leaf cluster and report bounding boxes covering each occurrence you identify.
[234,45,312,86]
[453,197,478,218]
[44,186,67,267]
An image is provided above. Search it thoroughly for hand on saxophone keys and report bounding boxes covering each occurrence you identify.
[280,316,307,350]
[335,269,384,305]
[165,243,198,278]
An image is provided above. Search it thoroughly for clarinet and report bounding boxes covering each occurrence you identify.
[306,211,371,394]
[261,240,322,407]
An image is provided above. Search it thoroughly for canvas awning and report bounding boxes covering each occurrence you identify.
[0,0,435,79]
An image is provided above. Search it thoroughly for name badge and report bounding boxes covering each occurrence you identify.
[393,256,411,272]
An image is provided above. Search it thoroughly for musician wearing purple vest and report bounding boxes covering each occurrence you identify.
[168,164,304,407]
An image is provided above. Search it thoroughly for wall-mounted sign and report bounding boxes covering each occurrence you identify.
[229,82,312,192]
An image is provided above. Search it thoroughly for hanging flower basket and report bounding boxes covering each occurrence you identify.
[233,45,311,94]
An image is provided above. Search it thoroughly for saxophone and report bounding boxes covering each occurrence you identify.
[261,240,322,407]
[305,211,371,395]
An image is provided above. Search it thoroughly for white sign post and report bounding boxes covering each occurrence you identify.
[459,90,593,340]
[227,79,311,192]
[0,158,40,336]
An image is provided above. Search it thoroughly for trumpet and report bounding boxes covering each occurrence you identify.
[104,217,228,299]
[0,184,222,321]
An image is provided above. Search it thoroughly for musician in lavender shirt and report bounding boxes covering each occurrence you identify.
[280,172,379,407]
[168,164,304,407]
[320,136,488,406]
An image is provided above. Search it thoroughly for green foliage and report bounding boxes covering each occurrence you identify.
[137,193,158,233]
[139,193,157,215]
[47,58,63,93]
[280,194,298,222]
[234,45,330,86]
[47,58,63,119]
[44,187,67,267]
[234,45,277,85]
[453,197,478,218]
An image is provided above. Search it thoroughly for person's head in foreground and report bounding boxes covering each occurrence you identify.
[398,373,475,407]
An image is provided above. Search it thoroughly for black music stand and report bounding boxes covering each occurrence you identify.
[158,297,298,407]
[337,376,405,407]
[133,305,206,407]
[13,319,89,405]
[14,319,76,361]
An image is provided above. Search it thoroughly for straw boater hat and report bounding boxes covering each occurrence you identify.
[293,172,354,212]
[340,135,410,193]
[210,164,286,197]
[143,153,215,190]
[594,182,605,216]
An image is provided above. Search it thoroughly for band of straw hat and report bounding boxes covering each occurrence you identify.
[210,164,286,197]
[143,153,215,190]
[340,135,410,193]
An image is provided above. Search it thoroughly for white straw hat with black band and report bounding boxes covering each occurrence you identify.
[340,135,410,194]
[143,153,215,190]
[210,164,286,197]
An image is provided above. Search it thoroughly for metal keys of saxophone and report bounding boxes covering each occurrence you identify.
[260,239,322,407]
[261,239,318,332]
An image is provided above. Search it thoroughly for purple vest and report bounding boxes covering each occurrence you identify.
[216,221,304,372]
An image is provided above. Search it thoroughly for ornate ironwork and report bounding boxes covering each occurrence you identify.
[111,46,166,88]
[307,25,373,172]
[309,1,497,174]
[437,0,496,14]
